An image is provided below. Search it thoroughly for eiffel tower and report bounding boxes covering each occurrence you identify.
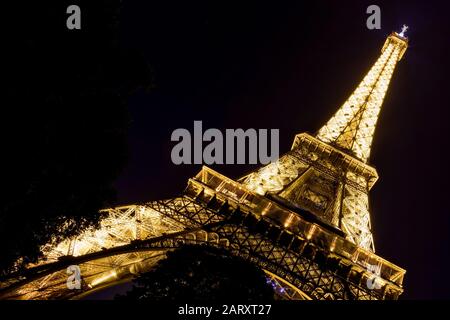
[0,29,408,300]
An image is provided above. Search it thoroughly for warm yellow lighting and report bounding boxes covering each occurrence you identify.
[330,238,336,252]
[241,32,407,252]
[284,213,294,228]
[261,203,272,216]
[317,33,407,163]
[306,225,316,240]
[89,270,118,288]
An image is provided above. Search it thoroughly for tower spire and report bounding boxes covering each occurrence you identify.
[316,31,408,163]
[242,30,408,252]
[399,24,409,38]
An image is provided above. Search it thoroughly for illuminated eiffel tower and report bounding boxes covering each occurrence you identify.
[0,28,408,300]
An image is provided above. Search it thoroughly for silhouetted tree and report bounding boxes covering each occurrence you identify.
[116,245,275,301]
[0,1,151,274]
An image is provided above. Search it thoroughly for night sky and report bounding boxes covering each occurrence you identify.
[108,0,450,300]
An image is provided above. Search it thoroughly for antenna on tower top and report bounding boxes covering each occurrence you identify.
[398,24,409,37]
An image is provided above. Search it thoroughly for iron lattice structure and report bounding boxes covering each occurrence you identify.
[0,31,408,300]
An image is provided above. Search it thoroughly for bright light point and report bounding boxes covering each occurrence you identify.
[89,270,118,287]
[398,24,409,37]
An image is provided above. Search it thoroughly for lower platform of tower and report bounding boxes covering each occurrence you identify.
[0,167,405,300]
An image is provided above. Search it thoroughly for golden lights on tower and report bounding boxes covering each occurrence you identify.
[243,28,408,251]
[317,28,408,162]
[0,28,409,301]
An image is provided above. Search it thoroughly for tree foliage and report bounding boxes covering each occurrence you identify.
[1,1,151,274]
[116,245,275,301]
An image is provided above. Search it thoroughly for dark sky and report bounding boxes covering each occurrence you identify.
[111,0,450,299]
